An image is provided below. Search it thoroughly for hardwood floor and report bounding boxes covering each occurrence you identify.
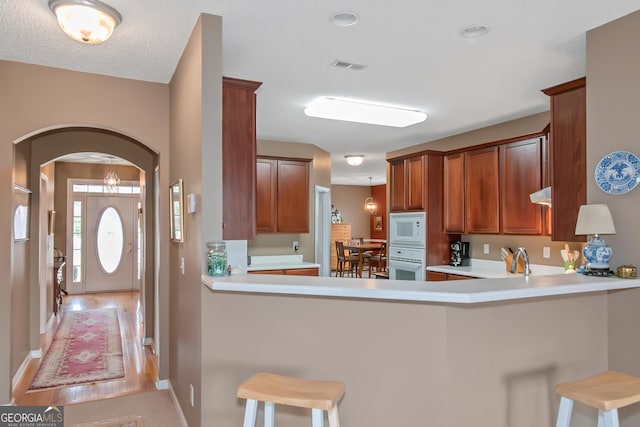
[13,291,158,406]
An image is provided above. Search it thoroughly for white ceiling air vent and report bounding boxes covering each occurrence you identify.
[330,60,366,71]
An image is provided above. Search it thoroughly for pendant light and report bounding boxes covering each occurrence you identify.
[104,156,120,193]
[364,177,377,215]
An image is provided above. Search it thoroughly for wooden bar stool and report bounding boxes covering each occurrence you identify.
[237,372,345,427]
[555,371,640,427]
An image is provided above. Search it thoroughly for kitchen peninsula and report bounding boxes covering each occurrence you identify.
[201,273,640,427]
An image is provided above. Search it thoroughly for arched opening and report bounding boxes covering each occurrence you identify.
[13,126,159,391]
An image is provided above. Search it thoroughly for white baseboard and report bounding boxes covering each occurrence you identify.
[12,349,42,391]
[165,380,189,427]
[142,337,153,346]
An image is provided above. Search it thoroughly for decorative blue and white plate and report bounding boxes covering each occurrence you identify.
[595,151,640,195]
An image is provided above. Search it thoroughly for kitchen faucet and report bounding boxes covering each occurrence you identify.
[510,247,531,277]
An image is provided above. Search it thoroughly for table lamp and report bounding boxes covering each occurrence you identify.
[574,204,616,271]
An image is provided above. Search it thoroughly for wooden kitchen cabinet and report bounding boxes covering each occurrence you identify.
[285,268,319,276]
[249,267,319,276]
[256,158,277,233]
[426,271,475,281]
[542,78,586,242]
[444,152,465,233]
[427,271,448,281]
[256,157,310,233]
[222,77,262,240]
[388,153,450,266]
[500,137,543,234]
[330,223,351,271]
[465,146,500,234]
[389,159,406,211]
[389,155,425,211]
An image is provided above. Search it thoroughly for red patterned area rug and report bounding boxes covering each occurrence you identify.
[28,308,124,391]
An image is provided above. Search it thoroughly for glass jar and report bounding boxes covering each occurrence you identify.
[207,241,227,277]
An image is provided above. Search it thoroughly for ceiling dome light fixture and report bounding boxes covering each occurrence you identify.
[49,0,122,44]
[461,24,490,38]
[345,155,364,166]
[329,11,359,27]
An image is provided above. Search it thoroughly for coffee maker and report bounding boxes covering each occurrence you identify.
[450,241,470,267]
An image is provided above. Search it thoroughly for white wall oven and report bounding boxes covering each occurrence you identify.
[388,212,426,281]
[388,246,426,281]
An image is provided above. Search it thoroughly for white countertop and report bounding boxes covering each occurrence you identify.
[427,259,565,279]
[246,254,320,272]
[202,272,640,304]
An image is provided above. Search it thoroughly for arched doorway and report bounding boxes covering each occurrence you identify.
[15,126,159,360]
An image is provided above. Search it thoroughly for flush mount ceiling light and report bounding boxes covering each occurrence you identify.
[49,0,122,44]
[461,24,490,38]
[329,11,359,27]
[345,155,364,166]
[305,97,427,127]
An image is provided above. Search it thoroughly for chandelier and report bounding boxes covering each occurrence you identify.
[364,177,377,215]
[104,156,120,193]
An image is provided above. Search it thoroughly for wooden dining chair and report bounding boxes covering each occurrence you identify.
[335,241,358,277]
[369,242,387,273]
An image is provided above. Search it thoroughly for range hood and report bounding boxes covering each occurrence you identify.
[529,186,552,206]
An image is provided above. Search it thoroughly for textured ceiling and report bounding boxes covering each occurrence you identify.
[2,1,639,184]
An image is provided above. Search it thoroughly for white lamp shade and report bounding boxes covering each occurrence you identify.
[575,204,616,235]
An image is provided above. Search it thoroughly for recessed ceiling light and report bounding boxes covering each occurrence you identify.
[329,11,359,27]
[461,24,490,38]
[304,97,427,128]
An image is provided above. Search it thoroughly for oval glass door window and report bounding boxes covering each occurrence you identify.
[96,207,124,274]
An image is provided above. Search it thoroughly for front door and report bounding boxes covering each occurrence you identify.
[85,195,136,292]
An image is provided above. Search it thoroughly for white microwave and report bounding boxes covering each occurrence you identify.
[389,212,426,248]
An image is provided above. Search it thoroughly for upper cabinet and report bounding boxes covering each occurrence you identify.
[500,138,543,234]
[256,157,310,234]
[443,136,544,235]
[222,77,262,240]
[389,155,425,212]
[465,146,500,234]
[388,153,450,266]
[443,153,465,233]
[542,78,586,242]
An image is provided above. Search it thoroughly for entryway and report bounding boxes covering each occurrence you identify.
[68,180,142,294]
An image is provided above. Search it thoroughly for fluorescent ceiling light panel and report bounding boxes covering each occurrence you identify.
[304,97,427,127]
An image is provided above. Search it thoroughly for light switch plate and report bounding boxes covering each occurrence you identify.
[543,247,551,258]
[483,244,489,254]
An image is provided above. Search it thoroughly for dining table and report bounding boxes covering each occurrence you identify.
[343,242,384,278]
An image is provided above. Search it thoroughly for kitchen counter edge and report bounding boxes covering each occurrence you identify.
[202,273,640,304]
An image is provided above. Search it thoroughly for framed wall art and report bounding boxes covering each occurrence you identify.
[13,184,31,242]
[169,179,184,243]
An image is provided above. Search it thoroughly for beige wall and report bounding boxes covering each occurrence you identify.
[0,61,170,403]
[201,288,608,427]
[587,10,640,425]
[330,185,372,240]
[168,14,223,427]
[387,112,549,157]
[249,139,331,261]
